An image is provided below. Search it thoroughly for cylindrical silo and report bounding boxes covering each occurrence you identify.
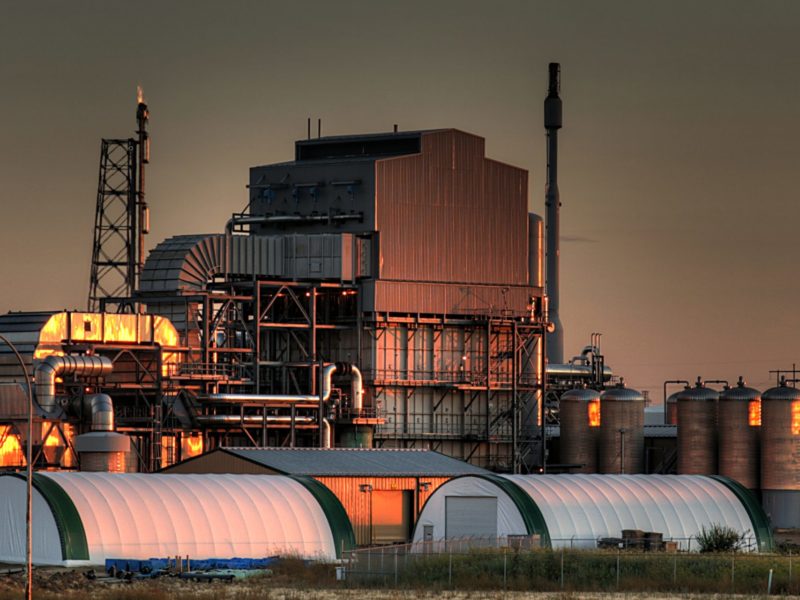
[718,377,760,489]
[665,388,684,425]
[559,387,601,473]
[761,378,800,528]
[677,379,718,475]
[599,381,644,474]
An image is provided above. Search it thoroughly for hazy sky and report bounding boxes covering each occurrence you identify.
[2,1,800,400]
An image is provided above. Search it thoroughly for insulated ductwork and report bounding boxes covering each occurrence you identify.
[34,355,113,412]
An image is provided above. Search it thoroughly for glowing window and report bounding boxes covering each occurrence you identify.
[588,399,601,427]
[793,400,800,436]
[748,400,761,427]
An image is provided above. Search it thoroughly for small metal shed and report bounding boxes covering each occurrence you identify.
[164,447,488,545]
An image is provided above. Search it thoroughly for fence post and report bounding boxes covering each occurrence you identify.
[367,546,371,577]
[731,551,735,592]
[503,548,507,589]
[394,547,398,587]
[616,547,621,590]
[790,550,793,584]
[560,548,564,589]
[768,568,773,595]
[448,549,453,588]
[673,551,677,585]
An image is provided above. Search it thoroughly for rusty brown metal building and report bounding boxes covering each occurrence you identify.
[132,128,546,473]
[163,447,488,545]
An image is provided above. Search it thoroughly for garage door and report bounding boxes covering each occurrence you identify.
[445,496,498,540]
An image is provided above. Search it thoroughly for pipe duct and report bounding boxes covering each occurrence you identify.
[206,362,363,410]
[195,415,316,426]
[88,394,114,432]
[322,418,333,449]
[35,355,113,412]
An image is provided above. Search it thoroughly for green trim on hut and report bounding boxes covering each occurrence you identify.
[478,474,552,547]
[709,475,774,552]
[289,475,356,558]
[11,473,89,561]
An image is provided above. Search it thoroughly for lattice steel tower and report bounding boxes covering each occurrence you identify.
[87,91,149,312]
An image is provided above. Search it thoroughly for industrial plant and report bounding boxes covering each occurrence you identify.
[0,64,798,571]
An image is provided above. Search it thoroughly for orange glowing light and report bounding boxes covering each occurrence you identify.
[0,426,23,467]
[137,85,144,105]
[792,401,800,436]
[33,312,181,376]
[748,400,761,427]
[43,423,61,447]
[181,435,204,459]
[588,399,601,427]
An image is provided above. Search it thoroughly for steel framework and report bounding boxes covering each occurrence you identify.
[87,139,137,312]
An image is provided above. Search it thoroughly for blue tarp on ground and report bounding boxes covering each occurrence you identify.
[105,556,279,573]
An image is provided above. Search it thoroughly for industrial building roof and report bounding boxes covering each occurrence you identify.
[175,447,490,477]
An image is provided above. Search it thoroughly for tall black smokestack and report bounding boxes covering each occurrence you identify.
[544,62,564,364]
[135,86,150,309]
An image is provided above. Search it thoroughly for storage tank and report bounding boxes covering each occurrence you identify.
[718,377,760,490]
[599,380,644,474]
[677,379,718,475]
[761,378,800,528]
[665,388,685,425]
[559,387,601,473]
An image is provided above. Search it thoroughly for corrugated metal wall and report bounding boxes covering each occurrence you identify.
[375,130,529,288]
[315,475,449,545]
[363,280,536,317]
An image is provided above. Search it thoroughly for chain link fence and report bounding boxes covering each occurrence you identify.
[339,538,798,595]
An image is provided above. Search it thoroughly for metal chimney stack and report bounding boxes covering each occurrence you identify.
[544,62,564,364]
[136,90,150,302]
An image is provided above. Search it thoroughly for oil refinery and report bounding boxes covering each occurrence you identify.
[0,62,798,574]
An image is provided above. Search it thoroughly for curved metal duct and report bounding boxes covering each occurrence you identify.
[140,234,225,293]
[88,394,114,432]
[322,418,333,449]
[34,355,113,412]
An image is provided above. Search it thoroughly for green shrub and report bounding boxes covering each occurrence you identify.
[696,523,747,553]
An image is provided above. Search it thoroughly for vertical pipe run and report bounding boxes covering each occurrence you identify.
[544,62,564,364]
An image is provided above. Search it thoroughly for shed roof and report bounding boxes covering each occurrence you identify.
[212,447,489,477]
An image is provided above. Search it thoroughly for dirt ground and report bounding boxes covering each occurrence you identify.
[0,569,798,600]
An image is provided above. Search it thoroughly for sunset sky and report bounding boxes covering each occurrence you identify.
[2,1,800,400]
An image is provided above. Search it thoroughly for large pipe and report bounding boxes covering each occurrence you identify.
[195,415,316,425]
[206,362,363,411]
[88,394,114,432]
[528,213,544,288]
[34,355,113,412]
[544,62,564,364]
[546,363,613,382]
[322,418,332,449]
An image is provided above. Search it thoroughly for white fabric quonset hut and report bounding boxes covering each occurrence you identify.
[412,474,773,552]
[0,472,354,566]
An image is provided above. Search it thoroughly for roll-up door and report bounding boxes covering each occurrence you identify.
[445,496,497,539]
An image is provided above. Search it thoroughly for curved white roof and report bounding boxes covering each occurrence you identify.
[413,474,772,552]
[0,473,353,566]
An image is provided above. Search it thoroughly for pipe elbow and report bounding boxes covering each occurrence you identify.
[89,394,115,431]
